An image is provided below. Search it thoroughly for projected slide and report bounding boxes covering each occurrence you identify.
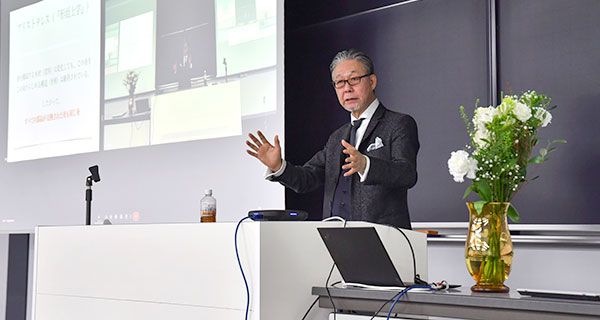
[155,0,216,90]
[215,0,277,76]
[7,0,278,160]
[104,0,156,100]
[151,82,242,144]
[7,0,101,162]
[0,0,283,232]
[102,0,276,151]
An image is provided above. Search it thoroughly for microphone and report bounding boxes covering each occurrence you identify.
[88,165,100,183]
[85,165,101,225]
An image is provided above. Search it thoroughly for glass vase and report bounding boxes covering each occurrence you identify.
[465,202,513,293]
[128,95,135,115]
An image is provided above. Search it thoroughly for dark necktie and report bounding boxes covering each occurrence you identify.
[330,118,365,219]
[350,118,365,146]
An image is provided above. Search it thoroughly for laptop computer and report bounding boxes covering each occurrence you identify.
[317,227,408,287]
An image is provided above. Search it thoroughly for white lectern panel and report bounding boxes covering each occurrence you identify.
[33,221,427,320]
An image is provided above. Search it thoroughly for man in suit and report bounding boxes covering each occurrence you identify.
[246,49,419,229]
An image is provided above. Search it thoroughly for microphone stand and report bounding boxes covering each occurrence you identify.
[223,58,228,83]
[85,176,93,225]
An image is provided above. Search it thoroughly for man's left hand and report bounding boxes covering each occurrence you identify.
[341,140,367,176]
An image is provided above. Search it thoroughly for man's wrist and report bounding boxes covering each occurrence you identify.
[269,160,283,173]
[358,155,370,182]
[266,160,287,180]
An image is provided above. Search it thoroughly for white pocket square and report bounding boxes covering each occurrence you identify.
[366,137,384,152]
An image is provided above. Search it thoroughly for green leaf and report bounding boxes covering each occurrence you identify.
[475,180,492,202]
[463,185,474,199]
[508,205,520,223]
[529,156,544,164]
[474,201,486,214]
[552,139,567,144]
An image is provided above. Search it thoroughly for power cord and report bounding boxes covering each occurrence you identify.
[302,220,433,319]
[367,226,453,319]
[235,216,251,320]
[301,281,342,320]
[324,262,337,320]
[300,296,319,320]
[393,227,428,286]
[368,285,432,320]
[300,216,346,320]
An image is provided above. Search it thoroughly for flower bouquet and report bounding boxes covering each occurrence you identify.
[447,90,565,292]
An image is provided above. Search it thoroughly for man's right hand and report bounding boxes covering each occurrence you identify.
[246,131,282,172]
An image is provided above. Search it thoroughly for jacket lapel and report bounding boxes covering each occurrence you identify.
[338,123,352,167]
[358,105,386,153]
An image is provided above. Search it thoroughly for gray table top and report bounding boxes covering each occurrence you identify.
[312,286,600,318]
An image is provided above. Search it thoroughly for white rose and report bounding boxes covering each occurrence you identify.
[473,106,498,128]
[513,101,532,122]
[448,150,478,183]
[534,107,552,127]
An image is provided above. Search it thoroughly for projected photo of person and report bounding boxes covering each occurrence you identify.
[172,40,193,89]
[156,0,216,91]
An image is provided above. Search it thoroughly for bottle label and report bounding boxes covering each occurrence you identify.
[201,204,216,222]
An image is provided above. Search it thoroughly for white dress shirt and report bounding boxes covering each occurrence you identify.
[353,98,379,182]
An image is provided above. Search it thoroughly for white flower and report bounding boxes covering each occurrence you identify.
[534,107,552,127]
[448,150,478,183]
[513,101,532,122]
[497,96,516,115]
[473,127,491,148]
[473,106,498,128]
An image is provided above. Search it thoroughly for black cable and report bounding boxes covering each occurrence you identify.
[369,291,402,320]
[300,296,319,320]
[301,281,342,320]
[368,285,432,320]
[234,216,251,320]
[322,218,347,320]
[324,262,337,320]
[394,227,427,285]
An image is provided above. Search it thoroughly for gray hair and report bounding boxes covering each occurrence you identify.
[329,49,374,76]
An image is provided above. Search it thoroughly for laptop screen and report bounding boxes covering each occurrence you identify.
[318,227,406,287]
[135,98,150,114]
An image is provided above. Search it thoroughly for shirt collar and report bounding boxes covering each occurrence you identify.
[350,98,379,122]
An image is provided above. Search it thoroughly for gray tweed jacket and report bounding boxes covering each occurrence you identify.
[271,104,419,229]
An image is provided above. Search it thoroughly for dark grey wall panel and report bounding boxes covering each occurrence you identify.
[497,0,600,224]
[5,234,29,320]
[285,0,406,31]
[285,0,490,222]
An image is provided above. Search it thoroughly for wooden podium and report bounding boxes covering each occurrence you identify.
[32,221,427,320]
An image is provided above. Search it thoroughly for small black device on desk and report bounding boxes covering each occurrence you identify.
[247,209,308,221]
[518,289,600,302]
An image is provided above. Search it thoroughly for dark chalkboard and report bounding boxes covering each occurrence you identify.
[284,0,600,224]
[496,0,600,224]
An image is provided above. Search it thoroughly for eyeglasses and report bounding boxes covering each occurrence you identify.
[332,73,372,89]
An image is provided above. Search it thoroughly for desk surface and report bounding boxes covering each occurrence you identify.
[312,286,600,320]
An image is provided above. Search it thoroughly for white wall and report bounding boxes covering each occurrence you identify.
[428,240,600,292]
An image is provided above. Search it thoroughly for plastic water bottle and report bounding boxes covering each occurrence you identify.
[200,189,217,222]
